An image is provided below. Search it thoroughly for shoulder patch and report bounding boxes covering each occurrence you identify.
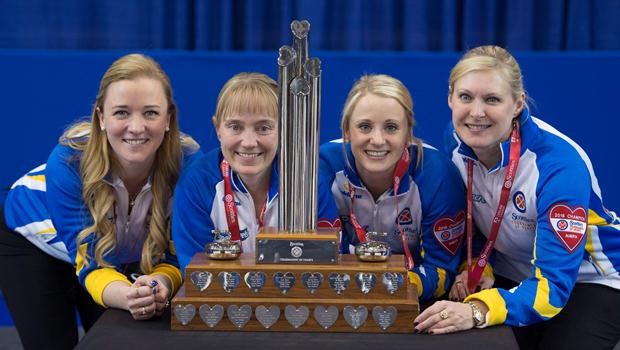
[432,211,465,255]
[547,203,587,253]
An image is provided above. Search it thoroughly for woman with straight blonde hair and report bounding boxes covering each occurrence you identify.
[172,72,338,273]
[319,74,467,302]
[0,53,199,348]
[415,45,620,349]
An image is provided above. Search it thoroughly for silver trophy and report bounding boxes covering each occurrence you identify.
[256,19,338,264]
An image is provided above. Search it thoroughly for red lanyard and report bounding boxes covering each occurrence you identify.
[466,121,521,293]
[220,160,267,242]
[348,147,415,269]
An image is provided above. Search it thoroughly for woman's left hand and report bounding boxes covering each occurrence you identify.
[132,275,171,319]
[414,300,474,334]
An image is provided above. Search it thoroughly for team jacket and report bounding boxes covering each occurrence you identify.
[319,141,466,301]
[172,148,340,274]
[38,143,199,306]
[445,110,620,327]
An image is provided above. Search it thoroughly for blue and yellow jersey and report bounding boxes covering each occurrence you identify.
[445,110,620,326]
[8,143,200,306]
[319,141,467,301]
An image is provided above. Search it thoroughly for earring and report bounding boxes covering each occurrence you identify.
[165,126,170,132]
[101,126,105,131]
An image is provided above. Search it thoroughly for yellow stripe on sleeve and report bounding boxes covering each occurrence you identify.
[465,289,507,326]
[433,268,447,298]
[407,271,423,298]
[151,263,182,294]
[532,267,562,318]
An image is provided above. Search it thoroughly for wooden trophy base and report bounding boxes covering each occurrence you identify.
[255,227,339,264]
[171,253,419,333]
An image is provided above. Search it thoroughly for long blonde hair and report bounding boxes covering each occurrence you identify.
[341,74,423,167]
[62,54,199,274]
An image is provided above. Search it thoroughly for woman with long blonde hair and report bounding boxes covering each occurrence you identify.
[0,53,199,348]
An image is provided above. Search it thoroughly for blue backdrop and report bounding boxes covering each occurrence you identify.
[1,0,619,51]
[1,50,618,212]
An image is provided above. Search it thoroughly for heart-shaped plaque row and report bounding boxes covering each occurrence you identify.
[174,304,397,330]
[189,270,403,294]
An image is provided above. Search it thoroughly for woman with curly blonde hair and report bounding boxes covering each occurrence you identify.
[0,53,199,348]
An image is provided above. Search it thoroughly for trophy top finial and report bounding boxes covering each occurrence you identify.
[291,20,310,39]
[278,45,296,66]
[304,58,321,77]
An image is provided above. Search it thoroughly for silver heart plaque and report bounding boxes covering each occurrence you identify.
[343,305,368,330]
[173,304,196,326]
[218,271,240,293]
[198,304,224,328]
[190,271,213,292]
[244,271,266,293]
[328,273,350,294]
[273,272,296,294]
[313,305,339,329]
[227,304,252,329]
[355,272,377,294]
[255,305,280,329]
[381,272,404,294]
[284,305,309,329]
[372,306,397,331]
[301,272,323,294]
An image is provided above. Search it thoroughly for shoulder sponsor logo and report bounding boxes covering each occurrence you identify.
[512,191,526,213]
[548,203,587,253]
[396,208,413,225]
[472,194,487,204]
[432,211,465,255]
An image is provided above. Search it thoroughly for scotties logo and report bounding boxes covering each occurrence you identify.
[513,191,526,213]
[548,203,587,253]
[396,208,413,225]
[432,211,465,255]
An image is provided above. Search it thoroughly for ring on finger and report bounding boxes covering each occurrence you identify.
[141,306,146,315]
[455,280,464,285]
[439,310,449,320]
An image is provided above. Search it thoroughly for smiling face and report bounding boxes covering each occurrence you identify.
[449,69,524,168]
[98,77,170,176]
[345,93,409,184]
[217,113,277,186]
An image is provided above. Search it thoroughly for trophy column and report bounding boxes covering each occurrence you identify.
[255,19,338,264]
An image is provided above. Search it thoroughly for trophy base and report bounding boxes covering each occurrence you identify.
[255,227,339,264]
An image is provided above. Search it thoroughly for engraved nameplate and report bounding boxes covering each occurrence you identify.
[227,304,252,329]
[255,305,280,329]
[198,304,224,328]
[190,271,213,292]
[174,304,196,326]
[343,305,368,330]
[301,272,323,293]
[313,305,339,329]
[284,305,309,329]
[244,271,266,293]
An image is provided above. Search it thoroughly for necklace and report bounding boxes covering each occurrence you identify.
[128,191,139,214]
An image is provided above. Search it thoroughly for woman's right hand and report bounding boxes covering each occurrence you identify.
[449,270,494,301]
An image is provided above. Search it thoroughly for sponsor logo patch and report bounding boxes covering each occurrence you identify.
[396,208,413,225]
[513,191,526,213]
[432,211,465,255]
[548,203,587,253]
